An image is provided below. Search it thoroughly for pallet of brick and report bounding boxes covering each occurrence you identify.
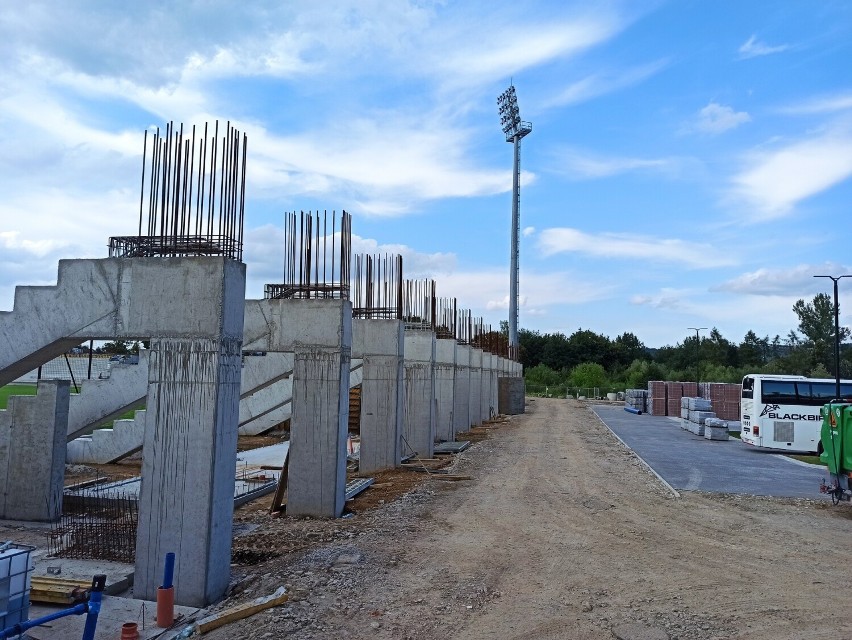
[708,383,741,420]
[680,418,690,430]
[704,425,729,440]
[705,417,727,428]
[666,381,686,417]
[682,382,698,397]
[647,381,666,415]
[680,397,689,419]
[698,382,711,399]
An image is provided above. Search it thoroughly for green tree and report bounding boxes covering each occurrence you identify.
[793,293,851,373]
[569,362,608,388]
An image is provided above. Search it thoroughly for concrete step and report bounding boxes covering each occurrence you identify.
[66,410,146,464]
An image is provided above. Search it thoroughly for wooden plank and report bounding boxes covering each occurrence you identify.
[195,587,289,634]
[269,448,290,514]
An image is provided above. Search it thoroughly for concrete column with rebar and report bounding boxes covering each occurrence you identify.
[134,258,246,608]
[353,319,404,473]
[469,348,483,427]
[435,338,457,442]
[453,345,472,434]
[480,353,493,423]
[243,298,352,518]
[0,380,69,521]
[403,331,436,458]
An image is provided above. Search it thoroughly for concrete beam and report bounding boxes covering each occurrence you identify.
[353,320,404,473]
[0,381,68,521]
[403,331,436,458]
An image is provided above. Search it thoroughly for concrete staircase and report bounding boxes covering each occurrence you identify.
[65,359,365,464]
[0,260,129,387]
[66,351,148,440]
[66,409,147,464]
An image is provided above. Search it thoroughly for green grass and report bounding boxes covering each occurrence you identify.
[0,384,38,409]
[787,454,824,466]
[728,430,741,439]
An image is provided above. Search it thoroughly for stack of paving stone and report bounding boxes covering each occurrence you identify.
[704,417,730,440]
[624,389,648,413]
[679,396,716,436]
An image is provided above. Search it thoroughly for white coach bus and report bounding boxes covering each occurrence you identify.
[740,374,852,453]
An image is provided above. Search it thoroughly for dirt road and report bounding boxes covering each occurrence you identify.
[213,398,852,639]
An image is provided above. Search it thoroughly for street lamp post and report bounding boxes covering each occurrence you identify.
[813,274,851,400]
[687,327,707,391]
[497,84,532,362]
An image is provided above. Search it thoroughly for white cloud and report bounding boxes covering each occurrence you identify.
[544,59,669,108]
[779,92,852,115]
[730,131,852,219]
[537,228,738,269]
[522,226,535,237]
[693,102,751,134]
[712,263,852,296]
[738,35,789,59]
[553,147,682,179]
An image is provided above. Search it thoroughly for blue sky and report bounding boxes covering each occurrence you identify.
[1,1,851,348]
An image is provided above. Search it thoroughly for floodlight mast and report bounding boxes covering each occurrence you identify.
[497,84,532,362]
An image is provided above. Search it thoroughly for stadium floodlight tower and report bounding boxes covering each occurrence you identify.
[498,84,532,362]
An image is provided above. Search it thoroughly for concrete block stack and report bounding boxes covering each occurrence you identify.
[704,417,730,440]
[647,381,667,416]
[679,397,716,436]
[624,389,648,413]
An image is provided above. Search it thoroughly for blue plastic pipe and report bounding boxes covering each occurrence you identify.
[624,406,642,415]
[162,552,175,589]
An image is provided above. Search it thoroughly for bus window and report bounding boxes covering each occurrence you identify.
[761,380,797,404]
[742,377,754,399]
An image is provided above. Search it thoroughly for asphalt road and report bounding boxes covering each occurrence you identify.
[591,404,828,499]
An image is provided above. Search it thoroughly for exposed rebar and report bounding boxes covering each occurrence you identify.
[265,210,351,300]
[110,120,247,261]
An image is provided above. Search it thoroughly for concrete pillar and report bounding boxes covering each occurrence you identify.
[353,319,404,473]
[403,331,436,458]
[242,298,352,518]
[453,345,471,435]
[434,338,456,442]
[480,353,493,423]
[135,259,246,607]
[469,348,482,427]
[490,355,499,417]
[0,380,69,521]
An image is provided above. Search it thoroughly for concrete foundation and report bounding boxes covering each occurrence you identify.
[452,345,472,435]
[469,348,482,427]
[499,376,526,414]
[0,380,69,521]
[403,331,436,458]
[243,299,352,518]
[353,320,404,473]
[434,339,456,442]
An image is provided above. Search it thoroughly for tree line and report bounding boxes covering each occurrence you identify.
[520,293,851,392]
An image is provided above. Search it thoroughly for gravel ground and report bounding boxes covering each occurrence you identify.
[23,397,852,639]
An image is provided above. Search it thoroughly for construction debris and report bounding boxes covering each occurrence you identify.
[195,587,289,634]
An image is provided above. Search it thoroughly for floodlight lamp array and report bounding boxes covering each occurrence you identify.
[498,86,522,136]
